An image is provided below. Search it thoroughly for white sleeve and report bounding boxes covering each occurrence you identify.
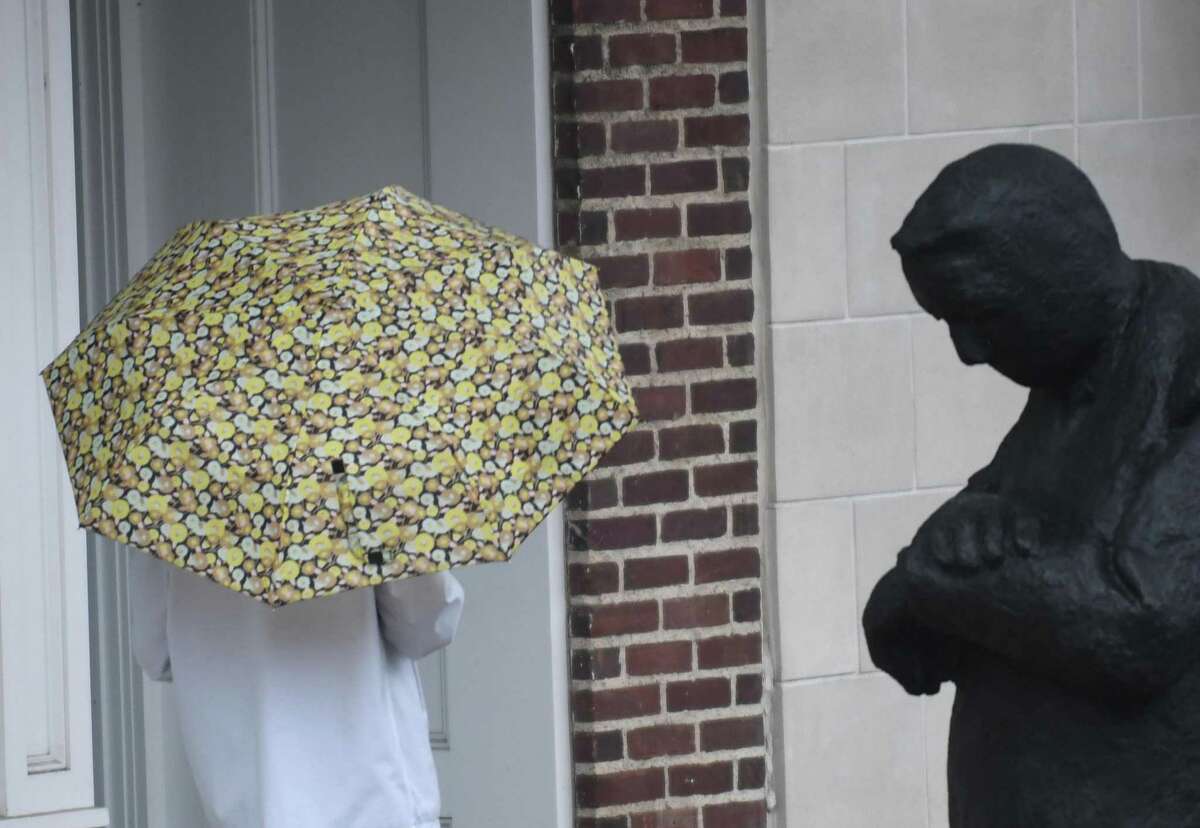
[375,571,465,660]
[127,550,173,682]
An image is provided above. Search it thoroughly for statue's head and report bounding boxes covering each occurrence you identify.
[892,144,1132,388]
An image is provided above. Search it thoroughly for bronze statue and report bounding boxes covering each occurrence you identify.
[864,144,1200,826]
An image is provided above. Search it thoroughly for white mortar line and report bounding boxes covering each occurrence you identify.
[772,485,962,510]
[1137,0,1145,119]
[841,144,851,319]
[902,0,911,136]
[908,315,919,492]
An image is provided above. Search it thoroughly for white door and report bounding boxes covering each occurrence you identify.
[110,1,571,826]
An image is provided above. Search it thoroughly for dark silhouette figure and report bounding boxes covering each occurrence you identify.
[863,144,1200,827]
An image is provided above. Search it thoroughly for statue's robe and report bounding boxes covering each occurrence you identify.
[879,261,1200,827]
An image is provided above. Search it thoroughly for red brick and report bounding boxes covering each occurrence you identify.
[554,35,603,72]
[695,547,759,583]
[623,469,690,505]
[581,165,646,198]
[619,343,652,376]
[666,676,731,711]
[733,588,761,622]
[645,0,713,18]
[633,385,687,421]
[649,75,715,110]
[572,600,659,637]
[660,424,724,460]
[570,562,620,595]
[725,245,752,279]
[736,672,763,705]
[692,378,756,413]
[653,249,721,286]
[650,160,718,195]
[698,633,761,668]
[553,0,642,24]
[573,647,621,680]
[700,716,765,751]
[729,420,756,453]
[567,477,619,511]
[694,460,757,495]
[611,119,678,153]
[684,114,750,146]
[566,79,644,113]
[732,503,759,537]
[609,33,677,67]
[598,430,655,467]
[577,768,666,809]
[689,288,753,324]
[628,723,696,759]
[579,210,608,244]
[615,207,681,240]
[569,514,657,550]
[630,810,699,828]
[615,295,684,331]
[554,164,576,197]
[703,801,766,828]
[656,337,723,372]
[718,70,750,104]
[738,757,767,789]
[556,121,606,159]
[720,0,746,15]
[687,202,751,237]
[557,212,580,246]
[625,555,690,590]
[590,254,649,289]
[627,641,693,676]
[574,729,624,762]
[574,683,661,722]
[664,594,730,629]
[681,27,747,63]
[661,506,727,542]
[668,761,733,796]
[579,819,627,828]
[726,332,754,366]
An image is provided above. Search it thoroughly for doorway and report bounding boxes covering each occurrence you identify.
[73,1,572,825]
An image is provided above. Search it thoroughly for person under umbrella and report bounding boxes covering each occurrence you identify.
[131,551,462,828]
[46,186,636,828]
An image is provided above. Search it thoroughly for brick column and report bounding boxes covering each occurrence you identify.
[550,1,766,825]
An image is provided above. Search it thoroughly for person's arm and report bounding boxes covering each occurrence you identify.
[376,570,465,660]
[127,550,173,682]
[902,425,1200,702]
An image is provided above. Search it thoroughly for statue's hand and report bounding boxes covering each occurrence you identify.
[908,491,1040,576]
[863,566,962,695]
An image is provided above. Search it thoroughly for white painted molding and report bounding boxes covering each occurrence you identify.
[72,2,150,826]
[249,0,278,215]
[0,0,104,820]
[0,808,108,828]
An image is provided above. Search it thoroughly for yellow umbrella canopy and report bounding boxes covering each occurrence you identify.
[43,186,637,606]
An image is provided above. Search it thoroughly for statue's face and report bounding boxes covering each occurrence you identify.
[901,246,1091,388]
[894,144,1130,389]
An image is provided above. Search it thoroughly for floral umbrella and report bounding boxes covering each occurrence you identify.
[42,186,636,606]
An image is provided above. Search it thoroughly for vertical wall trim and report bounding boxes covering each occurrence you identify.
[71,2,147,826]
[0,0,102,817]
[525,4,574,823]
[249,0,278,215]
[415,0,433,200]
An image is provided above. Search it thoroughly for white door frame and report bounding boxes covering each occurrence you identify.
[0,0,106,823]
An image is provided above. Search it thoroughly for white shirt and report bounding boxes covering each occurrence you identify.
[129,553,464,828]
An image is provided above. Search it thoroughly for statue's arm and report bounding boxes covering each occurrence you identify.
[903,430,1200,701]
[862,564,965,695]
